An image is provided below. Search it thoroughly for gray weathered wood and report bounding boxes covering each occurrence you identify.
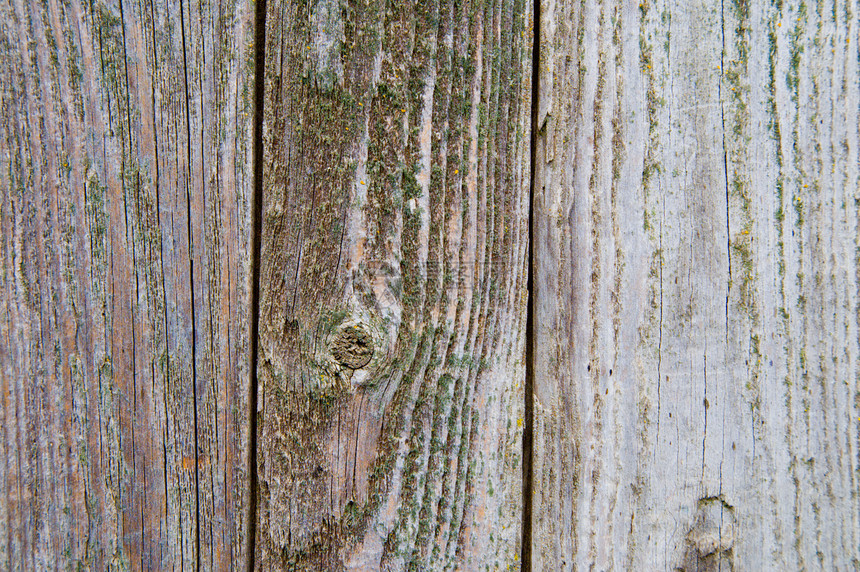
[255,0,533,568]
[532,0,860,569]
[7,0,860,569]
[0,0,255,567]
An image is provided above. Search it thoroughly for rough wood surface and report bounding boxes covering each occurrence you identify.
[7,0,860,569]
[255,0,532,568]
[0,0,255,567]
[532,0,860,569]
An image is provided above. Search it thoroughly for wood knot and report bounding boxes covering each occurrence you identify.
[689,497,734,557]
[679,496,736,571]
[331,323,373,369]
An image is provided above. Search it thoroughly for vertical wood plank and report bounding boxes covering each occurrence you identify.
[532,0,860,569]
[256,0,533,568]
[0,0,255,567]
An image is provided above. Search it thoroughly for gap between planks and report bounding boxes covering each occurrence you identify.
[522,0,540,568]
[246,0,269,566]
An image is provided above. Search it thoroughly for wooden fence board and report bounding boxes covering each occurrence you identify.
[255,0,533,567]
[532,0,860,569]
[0,0,255,567]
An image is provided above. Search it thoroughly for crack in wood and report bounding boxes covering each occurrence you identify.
[177,0,202,567]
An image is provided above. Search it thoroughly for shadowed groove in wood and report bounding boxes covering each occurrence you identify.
[246,0,269,566]
[522,0,540,568]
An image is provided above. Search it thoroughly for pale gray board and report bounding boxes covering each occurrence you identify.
[532,0,860,569]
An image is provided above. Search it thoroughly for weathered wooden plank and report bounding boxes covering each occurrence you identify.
[255,0,533,568]
[0,0,255,567]
[532,0,860,569]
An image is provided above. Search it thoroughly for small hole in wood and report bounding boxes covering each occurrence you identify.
[332,323,374,369]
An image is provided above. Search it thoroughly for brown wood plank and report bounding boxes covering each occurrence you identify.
[0,0,255,567]
[255,0,533,568]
